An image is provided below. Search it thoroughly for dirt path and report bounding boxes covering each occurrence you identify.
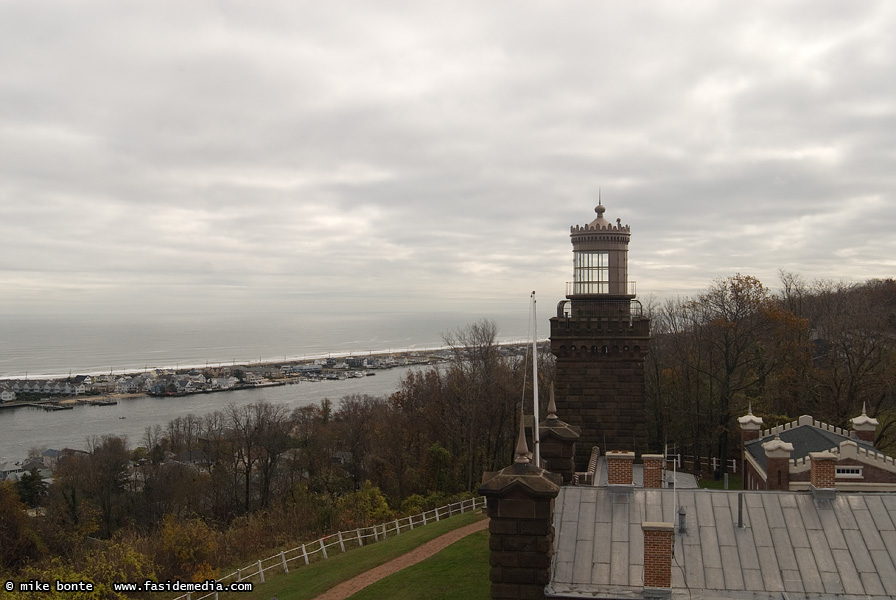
[311,518,490,600]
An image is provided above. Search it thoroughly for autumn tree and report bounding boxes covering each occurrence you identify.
[0,481,45,569]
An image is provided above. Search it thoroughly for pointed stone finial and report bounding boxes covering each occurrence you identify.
[738,403,763,432]
[546,383,557,420]
[514,411,531,464]
[851,402,878,441]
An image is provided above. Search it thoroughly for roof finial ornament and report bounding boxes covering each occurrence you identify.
[862,401,868,416]
[547,383,557,421]
[514,408,531,464]
[748,401,753,416]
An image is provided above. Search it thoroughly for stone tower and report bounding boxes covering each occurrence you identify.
[549,201,651,470]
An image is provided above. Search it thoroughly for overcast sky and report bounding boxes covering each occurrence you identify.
[1,1,893,319]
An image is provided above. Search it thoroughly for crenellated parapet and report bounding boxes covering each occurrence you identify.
[571,221,630,234]
[760,414,854,439]
[790,440,896,474]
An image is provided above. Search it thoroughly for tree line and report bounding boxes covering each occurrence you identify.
[645,273,896,476]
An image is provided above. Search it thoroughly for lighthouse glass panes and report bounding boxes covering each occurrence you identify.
[573,251,609,294]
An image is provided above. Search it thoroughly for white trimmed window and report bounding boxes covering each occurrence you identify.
[835,466,863,479]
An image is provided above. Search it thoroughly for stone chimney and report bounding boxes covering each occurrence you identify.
[851,403,879,444]
[642,454,664,489]
[738,405,763,443]
[810,451,837,499]
[606,450,635,488]
[762,434,793,491]
[479,415,561,600]
[642,522,675,594]
[539,384,581,484]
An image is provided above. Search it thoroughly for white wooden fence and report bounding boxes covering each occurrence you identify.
[172,496,486,600]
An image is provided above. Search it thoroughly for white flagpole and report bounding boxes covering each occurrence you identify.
[531,291,540,467]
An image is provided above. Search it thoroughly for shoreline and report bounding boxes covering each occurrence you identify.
[0,338,540,383]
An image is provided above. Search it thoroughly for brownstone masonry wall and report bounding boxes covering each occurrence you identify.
[550,313,650,471]
[479,463,561,600]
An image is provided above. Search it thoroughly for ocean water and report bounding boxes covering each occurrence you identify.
[0,365,419,462]
[0,308,535,461]
[0,310,531,379]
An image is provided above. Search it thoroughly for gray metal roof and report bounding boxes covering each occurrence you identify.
[548,486,896,599]
[592,456,700,489]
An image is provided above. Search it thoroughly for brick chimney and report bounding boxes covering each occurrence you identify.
[606,451,635,487]
[642,522,675,593]
[810,451,837,499]
[642,454,664,489]
[762,434,793,491]
[851,403,879,444]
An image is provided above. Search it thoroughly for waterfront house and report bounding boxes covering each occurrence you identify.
[42,449,61,470]
[0,461,24,481]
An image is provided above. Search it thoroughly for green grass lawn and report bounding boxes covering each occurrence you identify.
[350,529,489,600]
[221,511,487,600]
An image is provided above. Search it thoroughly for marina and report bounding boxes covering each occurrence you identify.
[0,363,421,463]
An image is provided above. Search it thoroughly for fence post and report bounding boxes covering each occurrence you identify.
[374,526,380,542]
[435,507,441,522]
[321,537,328,560]
[237,568,241,582]
[423,511,428,525]
[280,550,288,574]
[357,528,363,547]
[258,560,265,584]
[382,523,387,539]
[302,544,308,565]
[338,531,345,553]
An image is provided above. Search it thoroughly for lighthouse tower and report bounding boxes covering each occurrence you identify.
[549,201,651,469]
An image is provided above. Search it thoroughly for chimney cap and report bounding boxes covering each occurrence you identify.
[851,402,879,431]
[738,402,763,429]
[762,434,794,458]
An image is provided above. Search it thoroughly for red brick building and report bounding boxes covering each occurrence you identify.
[740,407,896,492]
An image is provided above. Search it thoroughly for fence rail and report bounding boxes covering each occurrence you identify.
[172,496,486,600]
[666,454,737,474]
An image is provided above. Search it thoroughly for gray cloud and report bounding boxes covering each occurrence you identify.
[1,1,894,317]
